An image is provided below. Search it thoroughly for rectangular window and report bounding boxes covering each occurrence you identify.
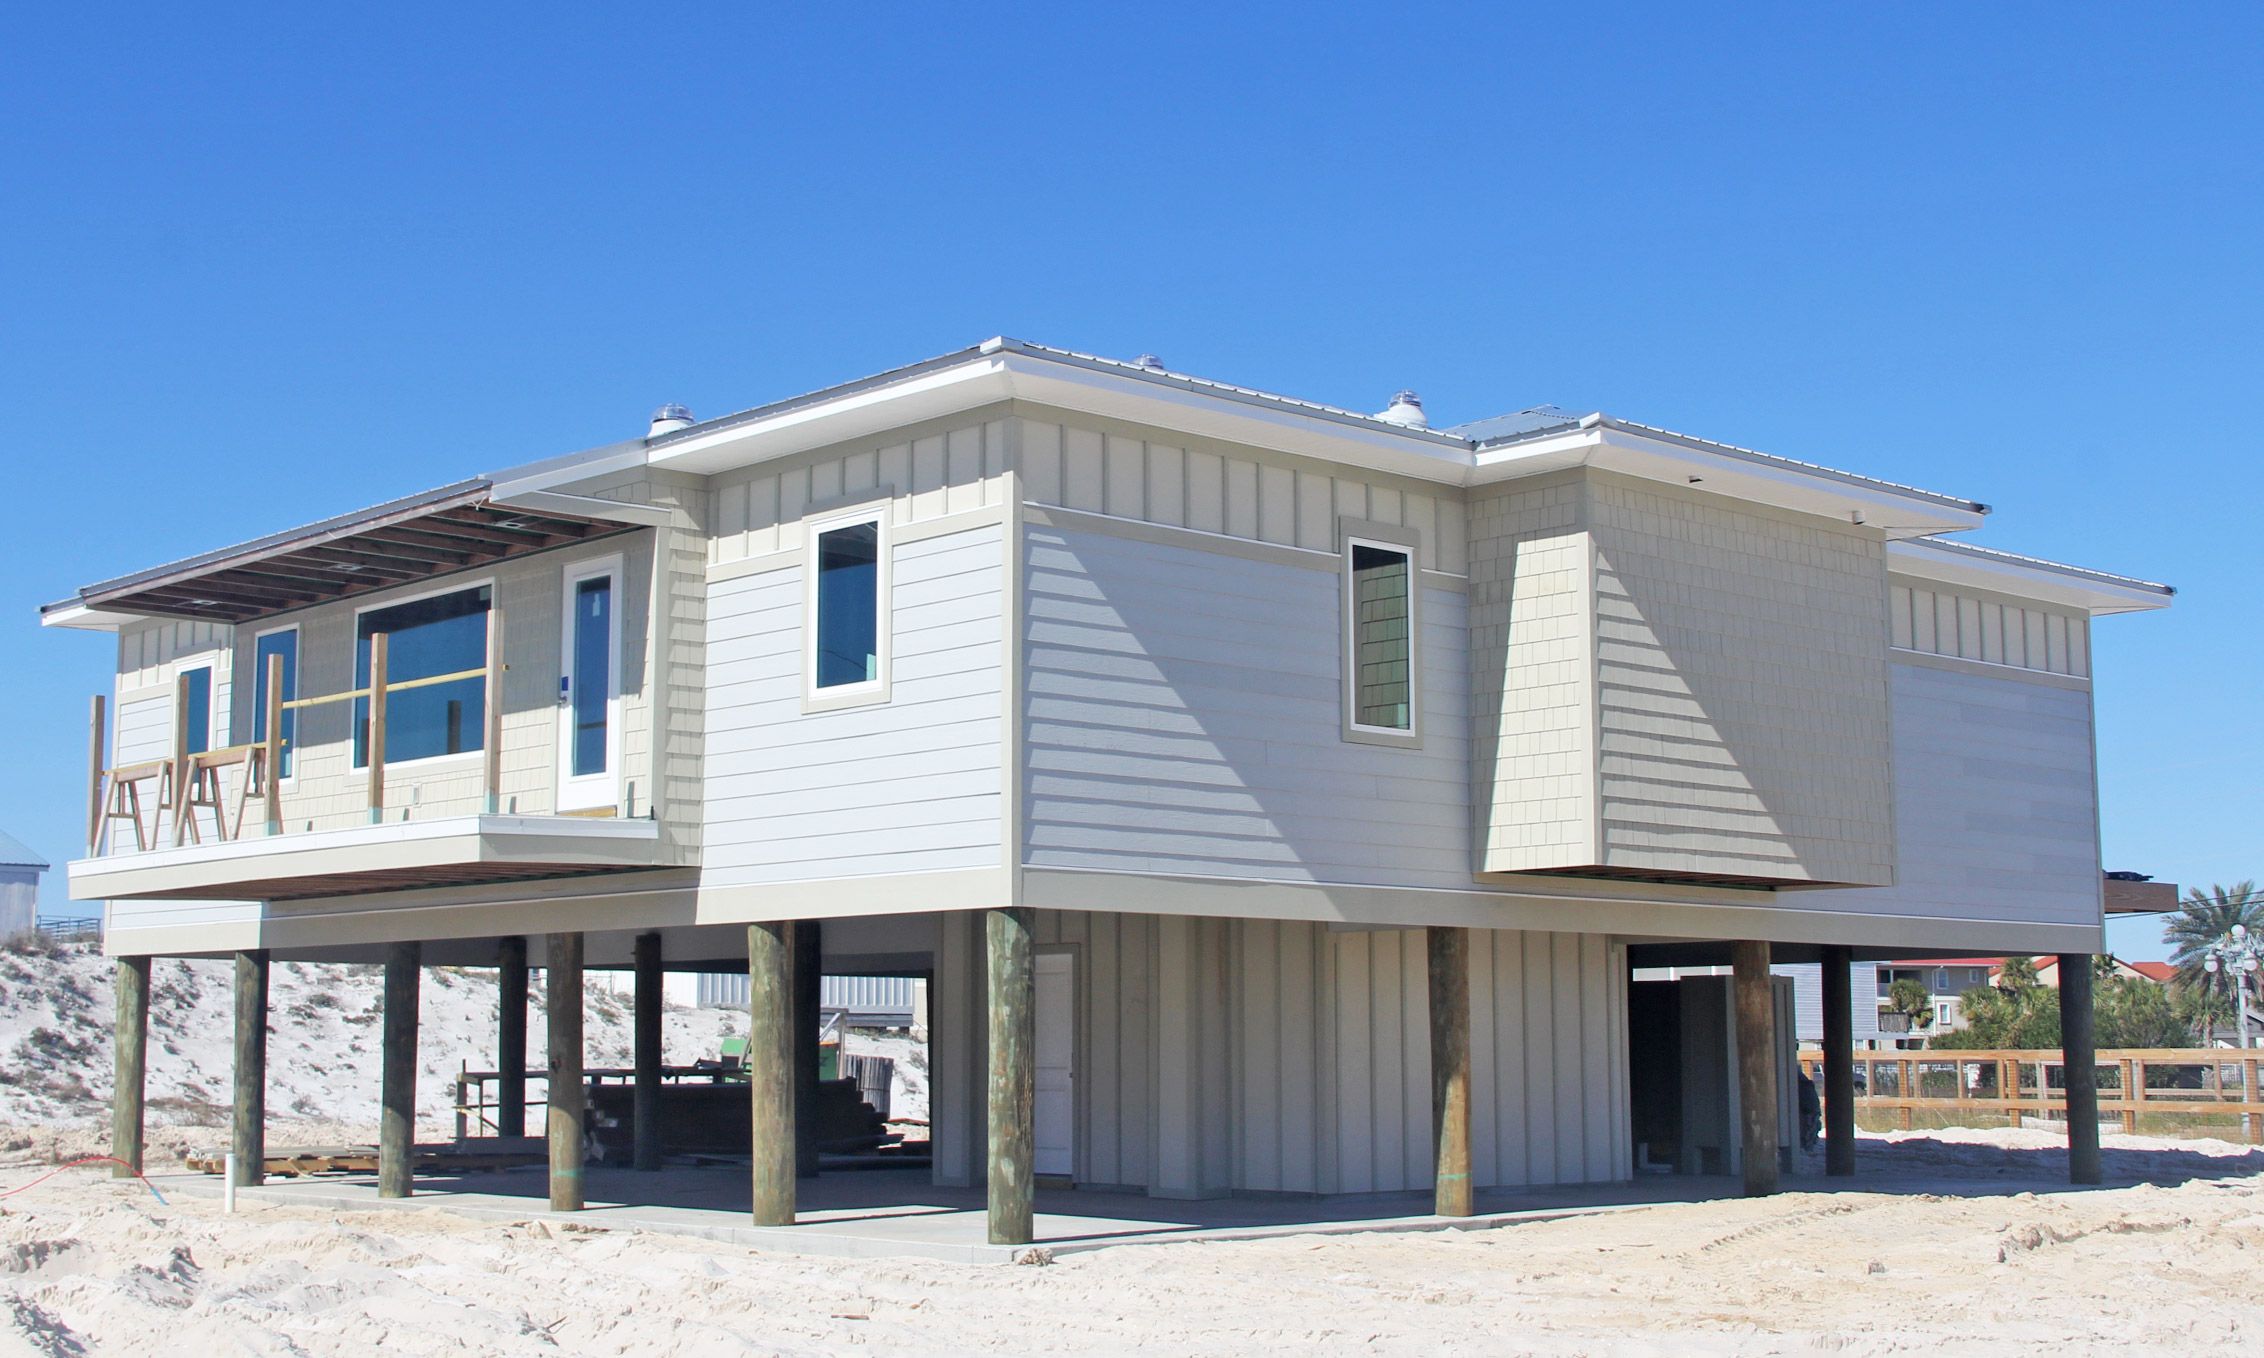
[354,584,490,767]
[252,628,298,777]
[1347,540,1413,732]
[569,575,611,777]
[813,518,881,691]
[180,666,212,756]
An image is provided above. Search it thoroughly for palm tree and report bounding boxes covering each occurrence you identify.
[2166,881,2263,1042]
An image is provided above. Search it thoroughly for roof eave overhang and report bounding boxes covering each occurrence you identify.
[1470,424,1987,539]
[1886,539,2174,616]
[643,344,1479,485]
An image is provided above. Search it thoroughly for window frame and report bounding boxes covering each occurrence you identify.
[250,623,300,784]
[350,575,495,772]
[1338,517,1423,749]
[177,663,216,757]
[556,553,624,812]
[802,499,893,713]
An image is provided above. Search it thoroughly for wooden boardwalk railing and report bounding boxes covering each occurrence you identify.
[1798,1046,2264,1142]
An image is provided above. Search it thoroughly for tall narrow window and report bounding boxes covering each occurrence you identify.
[180,666,213,756]
[570,575,611,776]
[1347,540,1413,732]
[354,585,490,767]
[253,629,298,777]
[814,519,881,690]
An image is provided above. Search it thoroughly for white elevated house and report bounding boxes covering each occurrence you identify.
[46,339,2171,1239]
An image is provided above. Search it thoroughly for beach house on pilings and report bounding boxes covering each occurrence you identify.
[46,339,2172,1240]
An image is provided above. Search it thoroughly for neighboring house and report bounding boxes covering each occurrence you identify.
[0,831,46,939]
[45,338,2174,1237]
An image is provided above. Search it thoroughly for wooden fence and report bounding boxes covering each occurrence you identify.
[1798,1047,2264,1142]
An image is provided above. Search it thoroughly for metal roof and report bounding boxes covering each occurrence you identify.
[0,830,49,872]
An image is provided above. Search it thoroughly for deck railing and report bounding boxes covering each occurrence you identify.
[1799,1046,2264,1141]
[88,611,506,853]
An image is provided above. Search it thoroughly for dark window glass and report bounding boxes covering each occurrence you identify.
[252,631,298,776]
[181,667,212,756]
[815,522,880,689]
[354,586,489,766]
[1351,543,1411,730]
[571,576,611,776]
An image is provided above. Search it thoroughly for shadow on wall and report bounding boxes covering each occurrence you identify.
[1018,525,1472,891]
[1587,506,1892,887]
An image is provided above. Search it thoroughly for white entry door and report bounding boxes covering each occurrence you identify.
[1035,952,1075,1179]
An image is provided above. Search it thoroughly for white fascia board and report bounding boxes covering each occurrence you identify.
[644,351,1479,485]
[483,438,652,502]
[1472,426,1987,537]
[39,602,139,632]
[1002,357,1475,483]
[1887,539,2174,615]
[649,358,1020,476]
[485,488,675,527]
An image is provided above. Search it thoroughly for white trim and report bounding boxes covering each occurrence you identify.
[1341,530,1423,748]
[349,574,497,772]
[802,502,892,712]
[556,554,625,812]
[1887,537,2171,615]
[250,622,302,785]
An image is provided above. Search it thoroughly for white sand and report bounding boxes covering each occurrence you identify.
[2,941,2258,1352]
[0,1125,2255,1354]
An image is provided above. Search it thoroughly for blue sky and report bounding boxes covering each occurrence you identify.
[2,6,2255,958]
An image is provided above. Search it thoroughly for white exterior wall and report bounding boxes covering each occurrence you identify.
[1468,479,1595,869]
[1806,659,2102,930]
[1021,521,1471,890]
[702,523,1005,885]
[1586,476,1893,885]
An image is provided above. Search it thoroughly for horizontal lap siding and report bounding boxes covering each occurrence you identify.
[1805,662,2102,927]
[702,525,1004,884]
[1023,526,1471,889]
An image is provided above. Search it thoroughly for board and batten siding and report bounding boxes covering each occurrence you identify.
[1039,912,1629,1196]
[1021,523,1471,890]
[706,418,1010,565]
[1806,660,2102,929]
[1889,580,2089,678]
[702,523,1005,885]
[1017,415,1471,575]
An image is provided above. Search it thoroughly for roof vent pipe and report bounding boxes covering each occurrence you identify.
[1376,390,1428,429]
[647,403,694,439]
[1132,354,1166,371]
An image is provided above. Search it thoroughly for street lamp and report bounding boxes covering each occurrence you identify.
[2203,924,2263,1049]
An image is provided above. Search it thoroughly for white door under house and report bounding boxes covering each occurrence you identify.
[1036,951,1075,1178]
[556,555,622,812]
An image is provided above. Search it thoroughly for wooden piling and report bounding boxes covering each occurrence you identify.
[380,941,420,1199]
[986,906,1035,1247]
[1427,925,1473,1217]
[747,921,796,1227]
[1732,940,1779,1197]
[2059,952,2101,1185]
[794,919,822,1179]
[496,936,528,1138]
[1820,944,1856,1177]
[633,932,663,1173]
[112,956,150,1177]
[547,932,585,1212]
[231,950,269,1188]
